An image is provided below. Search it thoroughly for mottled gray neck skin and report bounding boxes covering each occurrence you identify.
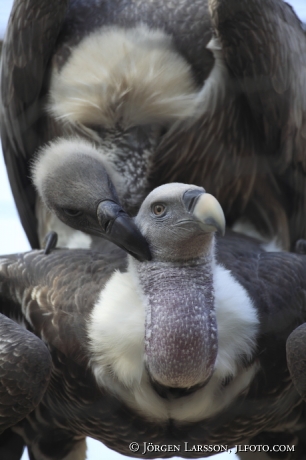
[132,250,217,389]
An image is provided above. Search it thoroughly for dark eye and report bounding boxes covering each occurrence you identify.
[62,208,83,217]
[152,204,166,216]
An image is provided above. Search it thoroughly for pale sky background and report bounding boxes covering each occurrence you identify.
[0,1,306,459]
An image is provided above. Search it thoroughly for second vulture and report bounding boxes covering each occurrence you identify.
[1,0,306,251]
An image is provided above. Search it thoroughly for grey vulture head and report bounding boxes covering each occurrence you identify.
[31,138,151,261]
[1,0,306,254]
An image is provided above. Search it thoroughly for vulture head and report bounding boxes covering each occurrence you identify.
[131,183,226,389]
[135,183,225,262]
[31,138,151,261]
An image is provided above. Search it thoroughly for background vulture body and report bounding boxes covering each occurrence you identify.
[0,184,306,460]
[1,0,306,251]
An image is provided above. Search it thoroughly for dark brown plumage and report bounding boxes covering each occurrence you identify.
[154,0,306,250]
[0,313,51,433]
[287,323,306,401]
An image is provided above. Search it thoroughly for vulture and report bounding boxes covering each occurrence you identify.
[30,137,151,260]
[1,183,306,460]
[1,0,306,252]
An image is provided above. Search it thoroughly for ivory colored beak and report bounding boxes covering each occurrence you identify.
[193,193,226,236]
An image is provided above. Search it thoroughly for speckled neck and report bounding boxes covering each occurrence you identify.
[133,254,217,388]
[103,126,160,215]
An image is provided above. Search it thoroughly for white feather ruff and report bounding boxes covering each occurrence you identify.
[87,263,259,422]
[49,26,198,130]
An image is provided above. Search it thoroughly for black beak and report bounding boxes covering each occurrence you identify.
[97,200,151,261]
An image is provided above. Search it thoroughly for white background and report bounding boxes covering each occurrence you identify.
[0,1,306,459]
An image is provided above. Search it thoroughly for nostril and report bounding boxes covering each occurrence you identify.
[187,196,197,213]
[104,219,112,233]
[183,189,205,213]
[97,200,122,233]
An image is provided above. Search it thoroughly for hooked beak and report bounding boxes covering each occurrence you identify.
[183,189,226,235]
[97,200,152,261]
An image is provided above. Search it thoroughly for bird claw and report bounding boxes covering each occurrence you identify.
[44,231,58,254]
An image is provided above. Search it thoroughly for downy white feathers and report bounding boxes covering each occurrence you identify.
[88,261,259,422]
[49,26,198,130]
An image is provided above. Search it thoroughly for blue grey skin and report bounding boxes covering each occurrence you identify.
[133,183,225,389]
[139,260,216,389]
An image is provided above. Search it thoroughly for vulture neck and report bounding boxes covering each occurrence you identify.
[130,243,217,390]
[100,125,160,215]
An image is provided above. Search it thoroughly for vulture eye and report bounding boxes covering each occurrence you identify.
[152,204,166,216]
[62,208,83,217]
